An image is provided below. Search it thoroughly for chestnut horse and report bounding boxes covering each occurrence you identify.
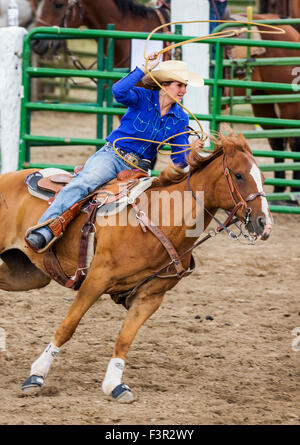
[32,0,170,66]
[259,0,300,31]
[0,134,272,402]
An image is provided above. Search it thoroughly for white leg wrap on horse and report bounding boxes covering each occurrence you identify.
[30,342,60,378]
[102,358,124,395]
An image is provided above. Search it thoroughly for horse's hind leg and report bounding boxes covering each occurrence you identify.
[21,274,109,394]
[102,290,165,403]
[0,249,50,291]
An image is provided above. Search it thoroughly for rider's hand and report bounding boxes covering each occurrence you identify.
[141,52,162,73]
[191,139,205,151]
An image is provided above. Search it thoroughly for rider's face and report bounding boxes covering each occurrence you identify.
[163,81,187,102]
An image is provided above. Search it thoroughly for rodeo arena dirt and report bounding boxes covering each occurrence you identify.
[0,0,300,429]
[1,114,299,426]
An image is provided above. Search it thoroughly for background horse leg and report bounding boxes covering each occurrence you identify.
[102,290,165,403]
[278,102,300,195]
[22,272,110,393]
[252,99,287,193]
[289,136,300,192]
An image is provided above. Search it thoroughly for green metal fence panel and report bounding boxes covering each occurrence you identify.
[227,0,256,5]
[211,18,300,213]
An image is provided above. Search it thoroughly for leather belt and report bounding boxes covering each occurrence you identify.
[114,146,151,171]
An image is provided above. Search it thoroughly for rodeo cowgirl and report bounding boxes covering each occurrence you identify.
[26,52,204,252]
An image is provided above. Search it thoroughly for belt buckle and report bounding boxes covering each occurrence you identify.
[125,153,139,166]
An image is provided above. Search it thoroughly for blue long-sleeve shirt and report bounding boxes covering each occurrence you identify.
[106,67,190,166]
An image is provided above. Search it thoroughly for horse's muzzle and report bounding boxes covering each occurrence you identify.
[31,39,62,56]
[246,215,272,241]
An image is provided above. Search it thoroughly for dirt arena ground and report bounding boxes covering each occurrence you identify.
[0,112,299,425]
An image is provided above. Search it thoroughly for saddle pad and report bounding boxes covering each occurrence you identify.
[25,168,71,201]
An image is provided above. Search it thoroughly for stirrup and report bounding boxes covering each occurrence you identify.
[25,219,62,254]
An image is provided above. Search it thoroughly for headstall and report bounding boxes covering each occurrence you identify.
[187,152,266,237]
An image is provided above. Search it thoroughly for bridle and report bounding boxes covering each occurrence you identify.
[187,152,266,237]
[62,0,83,27]
[222,154,266,222]
[32,0,83,27]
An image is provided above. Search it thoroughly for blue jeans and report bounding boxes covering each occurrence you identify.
[209,1,227,34]
[39,143,132,225]
[210,1,228,60]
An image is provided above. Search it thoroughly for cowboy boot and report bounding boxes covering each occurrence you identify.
[26,226,53,251]
[25,196,92,253]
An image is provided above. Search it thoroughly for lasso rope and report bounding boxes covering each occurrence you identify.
[112,18,285,172]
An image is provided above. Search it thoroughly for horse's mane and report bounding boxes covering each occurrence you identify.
[153,132,251,187]
[153,138,223,187]
[113,0,156,18]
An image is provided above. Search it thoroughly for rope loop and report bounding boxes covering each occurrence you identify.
[113,18,285,171]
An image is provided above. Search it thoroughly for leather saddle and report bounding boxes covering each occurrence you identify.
[25,167,153,216]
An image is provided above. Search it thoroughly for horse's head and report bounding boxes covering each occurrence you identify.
[214,133,272,240]
[32,0,84,56]
[157,133,272,241]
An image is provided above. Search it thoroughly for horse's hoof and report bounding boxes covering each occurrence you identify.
[21,375,45,394]
[111,384,134,403]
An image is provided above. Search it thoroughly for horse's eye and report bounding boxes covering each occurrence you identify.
[54,3,64,9]
[235,173,243,180]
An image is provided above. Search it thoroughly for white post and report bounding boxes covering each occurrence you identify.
[171,0,210,143]
[0,26,27,173]
[0,327,6,352]
[0,1,33,27]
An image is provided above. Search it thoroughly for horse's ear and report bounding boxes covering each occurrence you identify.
[237,133,252,155]
[220,133,237,158]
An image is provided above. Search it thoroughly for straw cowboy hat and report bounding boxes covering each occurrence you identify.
[144,60,204,87]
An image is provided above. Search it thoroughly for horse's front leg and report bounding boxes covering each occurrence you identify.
[102,290,165,403]
[21,275,108,394]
